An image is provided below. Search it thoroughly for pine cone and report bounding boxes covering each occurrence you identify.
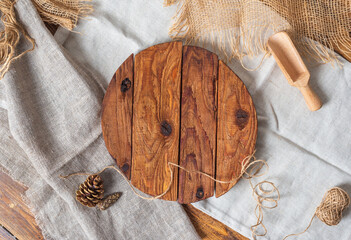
[97,192,121,210]
[76,174,104,207]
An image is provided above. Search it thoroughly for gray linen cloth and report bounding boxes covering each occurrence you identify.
[53,0,351,239]
[0,0,200,239]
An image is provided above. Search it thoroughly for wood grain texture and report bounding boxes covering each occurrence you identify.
[178,46,218,204]
[216,60,257,198]
[0,171,43,240]
[183,204,248,240]
[131,42,182,200]
[0,226,16,240]
[102,54,134,178]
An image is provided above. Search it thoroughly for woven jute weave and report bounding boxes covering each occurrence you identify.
[0,0,35,79]
[165,0,351,65]
[32,0,92,30]
[0,0,92,79]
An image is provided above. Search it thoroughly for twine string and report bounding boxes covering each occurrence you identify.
[283,187,350,239]
[243,158,280,238]
[61,156,350,239]
[60,152,268,198]
[282,214,316,240]
[239,52,270,72]
[60,151,279,238]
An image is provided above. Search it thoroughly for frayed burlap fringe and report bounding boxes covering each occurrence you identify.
[0,0,92,80]
[0,0,35,79]
[165,0,351,66]
[32,0,93,30]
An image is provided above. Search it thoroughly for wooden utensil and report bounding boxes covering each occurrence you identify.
[101,42,257,203]
[268,32,322,111]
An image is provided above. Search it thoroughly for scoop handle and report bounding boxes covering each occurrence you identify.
[297,85,322,111]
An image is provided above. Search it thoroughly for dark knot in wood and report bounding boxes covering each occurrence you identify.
[160,121,172,136]
[235,109,249,130]
[196,187,204,199]
[121,163,129,173]
[121,78,131,92]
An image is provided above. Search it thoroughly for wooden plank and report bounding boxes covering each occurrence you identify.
[0,226,16,240]
[131,42,182,201]
[183,204,248,240]
[216,61,257,197]
[178,46,218,204]
[0,171,43,240]
[102,54,133,179]
[115,55,134,178]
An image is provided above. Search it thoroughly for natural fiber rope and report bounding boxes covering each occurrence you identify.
[283,187,350,239]
[60,151,280,239]
[0,0,35,80]
[240,52,270,72]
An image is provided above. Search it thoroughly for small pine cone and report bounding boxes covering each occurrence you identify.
[76,174,104,207]
[97,192,121,210]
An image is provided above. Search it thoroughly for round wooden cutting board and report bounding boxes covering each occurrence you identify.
[101,42,257,204]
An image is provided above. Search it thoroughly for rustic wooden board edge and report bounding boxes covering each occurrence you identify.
[101,70,118,159]
[178,45,218,204]
[0,225,16,240]
[101,54,134,179]
[115,54,134,179]
[0,171,43,240]
[183,204,249,240]
[131,41,183,201]
[215,60,258,198]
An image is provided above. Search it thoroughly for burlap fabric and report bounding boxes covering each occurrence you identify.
[165,0,351,65]
[0,0,91,79]
[32,0,92,30]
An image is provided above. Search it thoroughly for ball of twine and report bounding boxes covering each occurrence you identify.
[315,187,350,226]
[283,187,350,239]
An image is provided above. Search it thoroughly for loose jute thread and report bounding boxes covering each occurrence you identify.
[283,187,350,239]
[0,0,92,80]
[60,151,280,239]
[0,0,36,80]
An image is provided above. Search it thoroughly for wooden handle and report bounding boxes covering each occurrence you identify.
[297,85,322,111]
[268,32,323,112]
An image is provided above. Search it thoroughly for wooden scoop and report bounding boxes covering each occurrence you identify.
[268,32,322,111]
